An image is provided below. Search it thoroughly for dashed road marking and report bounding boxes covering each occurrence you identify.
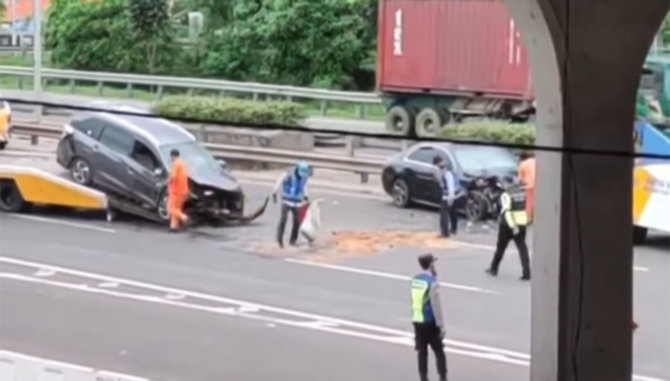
[285,258,499,295]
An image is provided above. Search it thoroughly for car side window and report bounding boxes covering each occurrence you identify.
[71,117,105,139]
[99,124,134,155]
[130,140,161,172]
[408,147,438,164]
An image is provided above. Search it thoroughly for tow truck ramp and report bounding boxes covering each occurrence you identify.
[0,164,164,223]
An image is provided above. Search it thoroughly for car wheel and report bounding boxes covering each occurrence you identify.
[466,191,488,223]
[0,180,27,213]
[70,157,93,186]
[391,178,411,208]
[157,191,170,223]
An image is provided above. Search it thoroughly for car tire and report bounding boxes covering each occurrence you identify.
[391,178,411,208]
[0,141,7,150]
[465,190,488,223]
[633,226,648,245]
[69,157,93,186]
[385,105,415,136]
[157,190,170,224]
[415,108,443,138]
[0,180,27,213]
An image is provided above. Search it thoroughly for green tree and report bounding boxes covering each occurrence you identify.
[203,0,371,89]
[0,1,6,20]
[45,0,143,72]
[127,0,174,73]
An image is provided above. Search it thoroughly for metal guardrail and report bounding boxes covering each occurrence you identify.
[0,66,383,119]
[8,122,387,183]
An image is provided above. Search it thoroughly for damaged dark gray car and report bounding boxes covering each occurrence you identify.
[56,105,266,224]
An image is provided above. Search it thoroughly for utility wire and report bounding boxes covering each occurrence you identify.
[4,97,670,161]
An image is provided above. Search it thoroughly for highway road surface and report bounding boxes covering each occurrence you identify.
[1,156,669,381]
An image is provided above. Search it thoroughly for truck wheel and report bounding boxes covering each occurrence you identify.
[385,105,415,136]
[633,226,648,245]
[415,108,444,138]
[0,179,27,213]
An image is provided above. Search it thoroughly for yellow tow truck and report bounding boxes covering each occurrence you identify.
[0,100,11,150]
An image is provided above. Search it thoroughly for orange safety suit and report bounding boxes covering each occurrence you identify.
[518,157,536,222]
[168,158,189,230]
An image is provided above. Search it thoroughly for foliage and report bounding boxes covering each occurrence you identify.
[0,1,5,20]
[440,122,536,147]
[153,96,306,126]
[202,0,372,89]
[46,0,143,72]
[45,0,179,73]
[127,0,174,73]
[662,14,670,46]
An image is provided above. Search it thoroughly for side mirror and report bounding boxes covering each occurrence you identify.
[217,159,227,169]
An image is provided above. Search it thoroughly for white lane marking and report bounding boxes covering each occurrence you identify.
[0,350,148,381]
[98,282,119,288]
[285,258,499,295]
[6,214,116,234]
[0,256,666,381]
[634,266,650,272]
[34,268,56,277]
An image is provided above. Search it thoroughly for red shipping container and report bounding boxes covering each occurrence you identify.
[377,0,533,100]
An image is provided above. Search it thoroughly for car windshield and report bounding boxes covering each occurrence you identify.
[452,145,518,174]
[160,142,221,173]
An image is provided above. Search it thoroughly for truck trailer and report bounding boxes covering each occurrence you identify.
[377,0,670,138]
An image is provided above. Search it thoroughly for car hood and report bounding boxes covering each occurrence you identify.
[189,166,241,192]
[461,166,518,179]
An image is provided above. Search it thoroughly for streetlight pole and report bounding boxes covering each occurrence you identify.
[33,0,43,121]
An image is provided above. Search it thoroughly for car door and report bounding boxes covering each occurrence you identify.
[404,146,441,204]
[67,116,106,168]
[95,122,136,196]
[123,139,166,209]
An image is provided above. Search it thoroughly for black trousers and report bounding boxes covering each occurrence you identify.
[414,322,447,380]
[439,199,458,236]
[490,222,531,277]
[277,204,300,246]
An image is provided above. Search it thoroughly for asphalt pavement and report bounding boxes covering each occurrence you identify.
[1,161,668,381]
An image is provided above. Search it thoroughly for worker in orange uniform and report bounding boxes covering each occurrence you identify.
[168,148,190,232]
[518,152,536,223]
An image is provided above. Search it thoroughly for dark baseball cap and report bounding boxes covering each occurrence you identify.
[418,253,437,269]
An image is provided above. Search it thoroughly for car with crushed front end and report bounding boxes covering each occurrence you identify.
[56,104,264,224]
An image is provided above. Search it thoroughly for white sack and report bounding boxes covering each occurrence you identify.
[300,199,322,243]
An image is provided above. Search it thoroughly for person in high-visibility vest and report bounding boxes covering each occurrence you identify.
[168,149,190,232]
[518,151,536,223]
[486,176,531,280]
[272,160,311,248]
[411,253,447,381]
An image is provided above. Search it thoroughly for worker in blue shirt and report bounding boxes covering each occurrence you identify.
[433,156,464,237]
[411,253,448,381]
[272,160,311,248]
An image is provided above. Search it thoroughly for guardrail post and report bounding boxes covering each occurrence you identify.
[218,90,226,98]
[359,172,369,184]
[356,104,366,119]
[320,100,329,116]
[30,134,38,145]
[18,76,25,89]
[97,81,104,96]
[126,83,134,98]
[68,79,76,94]
[401,140,411,151]
[345,136,359,157]
[252,92,259,101]
[156,85,164,100]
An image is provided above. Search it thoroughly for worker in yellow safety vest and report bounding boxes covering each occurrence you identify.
[485,176,531,281]
[411,253,447,381]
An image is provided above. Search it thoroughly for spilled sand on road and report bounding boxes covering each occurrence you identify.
[247,230,457,263]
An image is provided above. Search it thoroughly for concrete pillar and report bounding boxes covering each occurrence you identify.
[501,0,669,380]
